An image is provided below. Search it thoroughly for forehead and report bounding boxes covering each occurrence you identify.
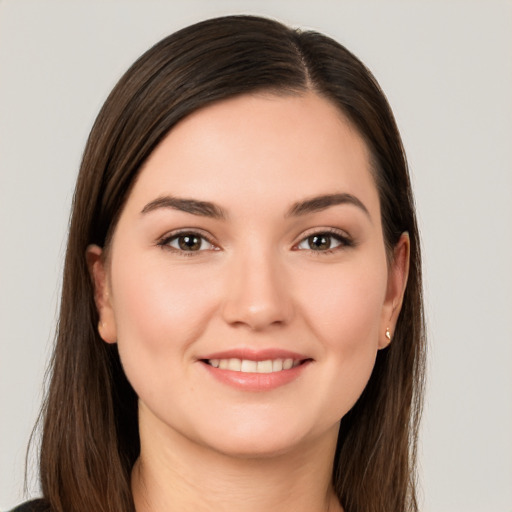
[127,91,379,218]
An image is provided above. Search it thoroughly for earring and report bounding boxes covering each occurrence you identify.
[385,327,392,342]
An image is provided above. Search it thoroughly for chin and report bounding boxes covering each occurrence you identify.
[191,416,339,461]
[204,433,309,460]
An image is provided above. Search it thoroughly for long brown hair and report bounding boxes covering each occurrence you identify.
[36,15,425,512]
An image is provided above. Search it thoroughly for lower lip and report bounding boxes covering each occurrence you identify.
[200,360,311,391]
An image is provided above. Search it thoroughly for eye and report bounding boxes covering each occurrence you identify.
[296,231,352,252]
[159,231,216,253]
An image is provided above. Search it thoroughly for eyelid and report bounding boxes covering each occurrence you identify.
[157,228,219,252]
[295,226,352,243]
[293,227,354,251]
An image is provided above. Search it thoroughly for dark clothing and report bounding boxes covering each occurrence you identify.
[9,500,49,512]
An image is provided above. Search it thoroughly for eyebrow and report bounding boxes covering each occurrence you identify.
[286,193,371,219]
[141,196,227,219]
[140,192,370,221]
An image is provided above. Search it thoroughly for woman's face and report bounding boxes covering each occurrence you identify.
[89,92,408,458]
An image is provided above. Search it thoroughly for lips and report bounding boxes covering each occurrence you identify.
[198,349,312,391]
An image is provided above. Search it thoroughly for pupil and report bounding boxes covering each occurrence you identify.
[309,234,330,250]
[179,235,201,251]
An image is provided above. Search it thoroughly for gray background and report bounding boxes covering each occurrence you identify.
[1,1,511,510]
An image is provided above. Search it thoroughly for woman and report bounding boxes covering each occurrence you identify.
[14,14,425,512]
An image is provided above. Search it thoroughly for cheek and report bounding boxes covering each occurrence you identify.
[294,255,388,412]
[109,252,219,384]
[297,256,388,348]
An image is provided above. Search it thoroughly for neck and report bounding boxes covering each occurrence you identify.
[132,405,343,512]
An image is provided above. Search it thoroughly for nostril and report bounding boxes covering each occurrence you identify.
[222,301,293,331]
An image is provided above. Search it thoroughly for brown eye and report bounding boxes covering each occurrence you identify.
[296,231,350,252]
[177,234,202,251]
[308,234,332,250]
[161,232,214,252]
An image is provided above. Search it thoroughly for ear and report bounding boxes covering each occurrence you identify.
[86,244,117,344]
[379,232,410,349]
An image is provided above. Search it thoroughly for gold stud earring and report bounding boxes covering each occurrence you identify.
[385,327,391,342]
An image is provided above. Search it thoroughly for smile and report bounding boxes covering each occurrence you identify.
[198,350,312,391]
[206,358,302,373]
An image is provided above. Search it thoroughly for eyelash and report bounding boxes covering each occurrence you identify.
[294,228,354,255]
[157,228,354,256]
[157,230,218,257]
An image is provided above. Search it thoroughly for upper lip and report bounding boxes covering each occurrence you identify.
[198,348,311,362]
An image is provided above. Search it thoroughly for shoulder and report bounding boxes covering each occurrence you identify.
[8,499,50,512]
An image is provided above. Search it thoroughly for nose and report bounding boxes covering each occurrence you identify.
[221,248,294,331]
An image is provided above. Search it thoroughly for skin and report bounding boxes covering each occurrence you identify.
[87,91,409,512]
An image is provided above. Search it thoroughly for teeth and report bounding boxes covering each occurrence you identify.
[240,359,257,372]
[257,360,273,373]
[207,358,302,373]
[227,358,241,371]
[272,359,283,372]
